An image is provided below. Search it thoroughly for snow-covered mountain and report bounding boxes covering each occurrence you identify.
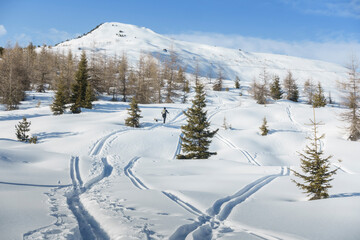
[53,22,347,99]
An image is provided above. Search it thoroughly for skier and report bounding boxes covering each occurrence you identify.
[162,107,169,123]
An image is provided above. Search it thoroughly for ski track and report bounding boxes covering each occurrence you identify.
[89,109,184,157]
[89,129,129,156]
[66,156,112,240]
[173,133,184,159]
[215,133,260,166]
[0,181,71,188]
[124,156,149,190]
[162,191,204,217]
[123,156,206,217]
[169,167,289,240]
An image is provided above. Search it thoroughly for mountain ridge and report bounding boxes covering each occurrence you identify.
[53,22,348,100]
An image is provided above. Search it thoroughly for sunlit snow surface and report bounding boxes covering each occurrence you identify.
[1,86,359,240]
[1,22,359,240]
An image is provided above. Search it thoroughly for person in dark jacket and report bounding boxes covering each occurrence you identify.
[162,107,169,123]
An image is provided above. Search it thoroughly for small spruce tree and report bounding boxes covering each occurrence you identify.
[259,117,269,136]
[283,71,299,102]
[235,76,240,89]
[312,82,327,108]
[70,51,89,113]
[177,83,219,159]
[213,68,223,91]
[51,78,67,115]
[15,117,31,142]
[125,98,142,128]
[270,75,283,100]
[222,116,231,130]
[292,108,338,200]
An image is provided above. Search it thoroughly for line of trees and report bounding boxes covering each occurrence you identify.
[0,44,190,111]
[251,69,329,108]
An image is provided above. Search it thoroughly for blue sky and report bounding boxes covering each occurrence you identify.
[0,0,359,64]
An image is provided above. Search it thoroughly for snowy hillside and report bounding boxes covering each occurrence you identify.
[53,22,348,101]
[1,81,360,239]
[1,22,359,240]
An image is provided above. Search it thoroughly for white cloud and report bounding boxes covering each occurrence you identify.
[0,25,7,37]
[280,0,360,19]
[13,28,77,46]
[167,32,360,65]
[48,28,74,43]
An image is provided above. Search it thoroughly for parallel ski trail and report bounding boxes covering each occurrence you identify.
[173,133,184,159]
[169,167,289,240]
[123,156,208,219]
[162,191,204,217]
[215,134,260,166]
[124,157,149,190]
[67,156,112,240]
[0,181,71,188]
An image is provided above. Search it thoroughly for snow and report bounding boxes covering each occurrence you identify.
[1,22,360,239]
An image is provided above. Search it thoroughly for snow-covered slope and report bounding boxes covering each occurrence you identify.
[1,83,360,239]
[53,22,347,100]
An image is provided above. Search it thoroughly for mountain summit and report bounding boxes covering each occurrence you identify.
[53,22,347,95]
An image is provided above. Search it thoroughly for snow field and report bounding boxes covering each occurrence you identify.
[0,81,359,239]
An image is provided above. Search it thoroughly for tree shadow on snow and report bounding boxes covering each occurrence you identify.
[0,113,49,122]
[35,132,77,142]
[330,192,360,199]
[0,138,19,143]
[268,129,301,135]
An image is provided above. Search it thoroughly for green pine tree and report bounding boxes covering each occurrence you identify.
[284,71,299,102]
[125,98,142,128]
[235,76,240,89]
[292,108,338,200]
[15,117,31,142]
[312,82,327,108]
[259,117,269,136]
[51,78,67,115]
[270,75,283,100]
[177,83,219,159]
[83,83,95,109]
[70,51,89,113]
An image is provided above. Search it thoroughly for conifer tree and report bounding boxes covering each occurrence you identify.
[83,83,95,109]
[292,108,338,200]
[15,117,31,142]
[259,117,269,136]
[270,75,283,100]
[125,98,142,128]
[251,68,270,104]
[119,53,128,102]
[70,51,89,113]
[235,76,240,89]
[303,79,315,104]
[283,71,299,102]
[222,116,231,130]
[213,68,223,91]
[178,66,189,103]
[51,77,67,115]
[177,83,219,159]
[341,56,360,141]
[312,82,326,108]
